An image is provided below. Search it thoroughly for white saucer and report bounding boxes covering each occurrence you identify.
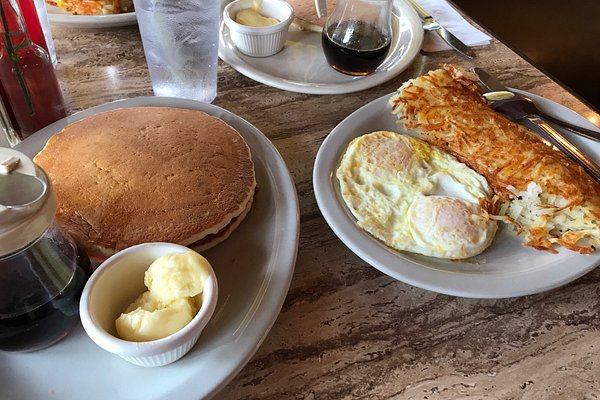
[219,0,424,94]
[2,97,299,399]
[47,4,137,28]
[313,90,600,299]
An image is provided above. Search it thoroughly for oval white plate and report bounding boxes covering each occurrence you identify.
[2,97,299,399]
[313,90,600,299]
[219,0,424,94]
[47,4,137,28]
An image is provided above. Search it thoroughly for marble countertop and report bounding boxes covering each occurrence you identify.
[43,20,600,399]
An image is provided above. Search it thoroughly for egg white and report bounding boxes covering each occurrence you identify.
[336,131,497,259]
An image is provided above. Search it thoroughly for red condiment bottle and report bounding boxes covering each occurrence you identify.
[0,0,65,140]
[17,0,47,52]
[18,0,58,65]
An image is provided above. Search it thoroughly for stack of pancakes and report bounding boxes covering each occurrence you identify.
[34,107,256,260]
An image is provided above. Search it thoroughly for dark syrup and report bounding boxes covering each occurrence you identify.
[0,238,91,352]
[322,20,391,76]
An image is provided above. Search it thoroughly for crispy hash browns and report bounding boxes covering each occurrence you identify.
[389,64,600,254]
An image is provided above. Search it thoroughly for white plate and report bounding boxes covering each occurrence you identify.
[313,90,600,299]
[218,0,424,94]
[2,97,299,399]
[47,4,137,28]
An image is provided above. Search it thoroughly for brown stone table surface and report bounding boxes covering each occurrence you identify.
[42,22,600,399]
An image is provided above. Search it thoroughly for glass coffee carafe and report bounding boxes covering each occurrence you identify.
[321,0,393,76]
[0,148,91,352]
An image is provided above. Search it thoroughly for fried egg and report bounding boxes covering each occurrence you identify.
[336,131,497,259]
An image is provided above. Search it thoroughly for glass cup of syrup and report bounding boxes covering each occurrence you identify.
[321,0,393,76]
[0,148,91,352]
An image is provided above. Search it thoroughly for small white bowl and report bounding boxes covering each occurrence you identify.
[79,242,218,367]
[223,0,294,57]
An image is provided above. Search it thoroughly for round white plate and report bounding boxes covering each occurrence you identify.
[2,97,299,399]
[218,0,424,94]
[313,90,600,299]
[47,4,137,28]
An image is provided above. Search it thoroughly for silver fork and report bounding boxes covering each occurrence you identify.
[484,94,600,143]
[483,93,600,183]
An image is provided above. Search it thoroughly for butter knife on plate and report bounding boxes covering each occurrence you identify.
[406,0,475,59]
[475,68,600,183]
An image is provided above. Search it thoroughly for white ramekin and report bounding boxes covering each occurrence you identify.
[79,242,218,367]
[223,0,294,57]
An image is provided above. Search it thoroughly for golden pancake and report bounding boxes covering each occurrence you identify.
[34,107,256,260]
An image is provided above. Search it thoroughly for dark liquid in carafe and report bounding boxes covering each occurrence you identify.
[322,20,391,76]
[0,239,91,352]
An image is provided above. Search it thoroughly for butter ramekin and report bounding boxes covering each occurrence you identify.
[79,242,218,367]
[223,0,294,57]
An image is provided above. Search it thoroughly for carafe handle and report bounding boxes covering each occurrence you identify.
[315,0,326,18]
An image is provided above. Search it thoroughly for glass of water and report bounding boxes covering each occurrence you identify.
[133,0,219,103]
[0,97,20,148]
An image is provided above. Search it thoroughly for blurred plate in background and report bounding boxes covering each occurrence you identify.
[47,4,137,28]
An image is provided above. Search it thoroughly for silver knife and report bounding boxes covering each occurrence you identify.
[475,68,600,183]
[406,0,475,59]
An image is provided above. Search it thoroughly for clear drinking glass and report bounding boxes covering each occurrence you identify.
[32,0,58,65]
[133,0,219,103]
[0,97,20,147]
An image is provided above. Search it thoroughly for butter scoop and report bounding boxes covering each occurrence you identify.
[116,295,197,342]
[144,251,210,302]
[115,250,212,342]
[235,8,279,27]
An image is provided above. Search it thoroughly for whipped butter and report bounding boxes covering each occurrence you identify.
[235,8,279,27]
[115,250,211,342]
